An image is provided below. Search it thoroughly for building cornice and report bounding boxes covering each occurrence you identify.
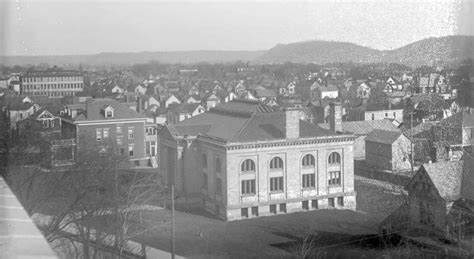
[196,134,356,151]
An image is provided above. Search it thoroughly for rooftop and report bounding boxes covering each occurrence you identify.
[318,119,400,136]
[365,129,406,144]
[418,156,474,201]
[23,70,82,77]
[73,98,146,122]
[167,100,340,143]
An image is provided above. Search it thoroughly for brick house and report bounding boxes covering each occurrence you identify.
[365,129,412,171]
[61,98,149,167]
[159,99,357,221]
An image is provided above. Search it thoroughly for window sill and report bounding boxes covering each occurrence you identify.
[328,185,342,188]
[302,187,316,190]
[240,171,255,174]
[269,190,284,194]
[241,194,256,197]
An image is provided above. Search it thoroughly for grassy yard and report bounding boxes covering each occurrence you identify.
[90,175,405,258]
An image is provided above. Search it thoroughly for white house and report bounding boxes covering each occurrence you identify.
[111,85,124,94]
[164,94,181,108]
[135,85,147,95]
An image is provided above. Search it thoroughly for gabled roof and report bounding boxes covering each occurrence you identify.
[365,129,406,144]
[73,98,146,122]
[171,103,202,114]
[31,105,62,118]
[417,156,474,201]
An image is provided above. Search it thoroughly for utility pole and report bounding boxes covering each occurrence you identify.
[171,184,175,259]
[410,111,415,174]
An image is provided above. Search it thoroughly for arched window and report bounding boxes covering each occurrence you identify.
[215,158,222,173]
[302,154,315,167]
[328,152,341,165]
[241,159,255,172]
[270,157,284,170]
[202,154,207,169]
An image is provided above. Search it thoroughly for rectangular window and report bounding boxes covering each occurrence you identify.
[328,198,335,208]
[270,177,284,192]
[241,179,256,195]
[311,200,318,209]
[146,142,151,155]
[241,208,248,218]
[270,204,277,214]
[96,129,102,141]
[106,110,113,118]
[337,197,344,207]
[328,171,341,186]
[50,120,54,128]
[203,173,208,190]
[116,125,122,134]
[117,136,123,146]
[251,206,258,217]
[128,144,134,157]
[216,178,222,195]
[302,200,309,210]
[103,128,109,138]
[279,203,286,213]
[128,127,134,139]
[43,120,49,128]
[302,174,315,188]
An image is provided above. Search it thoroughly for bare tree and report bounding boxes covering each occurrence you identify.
[6,131,166,258]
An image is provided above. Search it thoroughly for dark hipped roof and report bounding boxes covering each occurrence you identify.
[168,99,338,142]
[171,103,202,114]
[365,129,405,144]
[74,98,146,122]
[318,119,400,136]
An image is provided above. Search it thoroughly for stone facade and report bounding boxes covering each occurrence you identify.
[160,129,357,221]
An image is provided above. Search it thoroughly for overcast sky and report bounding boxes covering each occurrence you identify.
[0,0,472,56]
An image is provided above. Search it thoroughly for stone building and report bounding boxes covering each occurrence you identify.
[159,99,356,221]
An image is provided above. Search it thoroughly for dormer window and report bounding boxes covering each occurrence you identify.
[103,105,115,118]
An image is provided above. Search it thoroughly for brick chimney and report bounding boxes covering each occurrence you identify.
[329,102,342,133]
[85,99,92,119]
[285,108,300,139]
[136,96,143,113]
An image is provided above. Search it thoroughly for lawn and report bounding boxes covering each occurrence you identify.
[90,175,405,258]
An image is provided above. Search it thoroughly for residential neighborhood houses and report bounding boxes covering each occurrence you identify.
[1,60,474,258]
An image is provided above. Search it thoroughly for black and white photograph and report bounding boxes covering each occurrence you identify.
[1,0,474,258]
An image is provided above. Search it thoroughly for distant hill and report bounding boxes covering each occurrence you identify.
[256,41,383,64]
[383,35,474,67]
[1,36,473,67]
[256,36,474,67]
[0,50,265,66]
